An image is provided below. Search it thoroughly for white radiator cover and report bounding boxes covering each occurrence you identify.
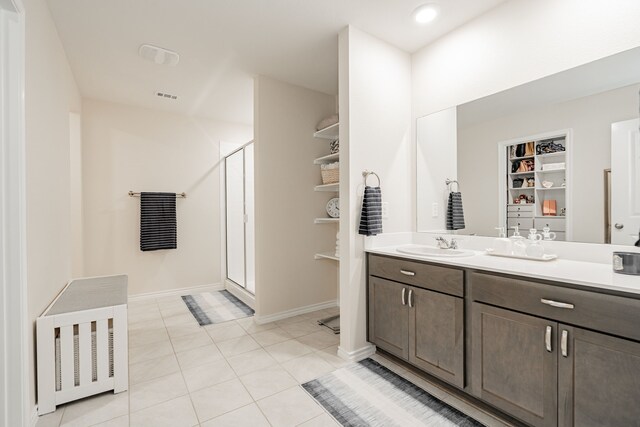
[54,328,114,390]
[36,275,128,415]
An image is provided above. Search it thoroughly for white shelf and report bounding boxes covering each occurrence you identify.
[510,155,535,161]
[536,168,566,173]
[509,187,535,191]
[536,187,566,191]
[313,123,339,140]
[509,171,535,176]
[314,183,339,192]
[314,252,339,261]
[536,152,565,160]
[313,152,339,165]
[314,218,339,224]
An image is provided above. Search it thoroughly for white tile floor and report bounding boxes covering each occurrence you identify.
[36,296,511,427]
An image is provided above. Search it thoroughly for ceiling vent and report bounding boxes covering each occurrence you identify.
[155,91,178,100]
[139,44,180,66]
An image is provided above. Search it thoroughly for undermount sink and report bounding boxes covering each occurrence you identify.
[396,244,475,258]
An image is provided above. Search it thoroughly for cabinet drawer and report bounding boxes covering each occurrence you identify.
[470,271,640,341]
[507,205,534,213]
[534,217,566,232]
[507,211,533,219]
[369,254,463,297]
[507,218,533,230]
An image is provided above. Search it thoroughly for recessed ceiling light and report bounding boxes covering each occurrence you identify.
[413,4,439,24]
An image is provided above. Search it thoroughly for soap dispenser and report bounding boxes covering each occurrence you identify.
[541,227,557,241]
[525,229,545,258]
[493,227,512,255]
[510,226,527,256]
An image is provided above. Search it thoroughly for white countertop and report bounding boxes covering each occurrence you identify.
[366,245,640,297]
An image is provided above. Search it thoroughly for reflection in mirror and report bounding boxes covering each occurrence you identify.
[417,47,640,246]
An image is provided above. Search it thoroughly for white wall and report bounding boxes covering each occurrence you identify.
[416,107,457,232]
[23,0,81,412]
[338,26,412,357]
[82,99,252,296]
[253,75,338,318]
[458,83,640,243]
[411,0,640,226]
[69,112,83,276]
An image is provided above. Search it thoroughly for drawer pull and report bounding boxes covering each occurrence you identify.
[545,326,552,352]
[400,270,415,277]
[541,298,574,309]
[408,289,414,308]
[561,330,568,357]
[401,288,406,306]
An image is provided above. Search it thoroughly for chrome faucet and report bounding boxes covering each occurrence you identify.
[436,236,458,250]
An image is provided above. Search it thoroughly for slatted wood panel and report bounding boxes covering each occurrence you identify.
[78,322,91,386]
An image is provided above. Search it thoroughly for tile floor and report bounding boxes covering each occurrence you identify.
[36,295,510,427]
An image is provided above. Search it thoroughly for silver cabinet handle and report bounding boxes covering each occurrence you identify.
[408,289,413,308]
[541,299,575,309]
[400,270,415,277]
[401,288,406,306]
[561,330,568,357]
[545,326,552,352]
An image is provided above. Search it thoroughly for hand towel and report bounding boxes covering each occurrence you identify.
[358,186,383,236]
[446,192,466,231]
[140,192,177,251]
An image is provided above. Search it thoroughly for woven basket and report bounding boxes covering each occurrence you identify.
[321,168,339,184]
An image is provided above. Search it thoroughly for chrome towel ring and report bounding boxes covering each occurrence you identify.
[445,178,460,192]
[363,170,381,187]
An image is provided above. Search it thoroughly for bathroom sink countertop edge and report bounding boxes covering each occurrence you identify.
[366,245,640,297]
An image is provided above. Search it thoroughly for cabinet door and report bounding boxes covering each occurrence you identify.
[558,325,640,426]
[368,277,409,359]
[408,287,464,388]
[472,303,557,427]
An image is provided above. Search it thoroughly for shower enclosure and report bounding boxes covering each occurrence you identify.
[224,142,255,294]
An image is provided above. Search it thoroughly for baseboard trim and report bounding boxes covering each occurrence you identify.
[30,405,38,427]
[128,283,223,302]
[224,280,255,309]
[337,343,376,362]
[254,300,338,324]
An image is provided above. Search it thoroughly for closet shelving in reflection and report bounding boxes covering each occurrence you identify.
[503,131,571,241]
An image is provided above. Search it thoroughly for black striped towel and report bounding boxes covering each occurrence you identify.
[358,186,383,236]
[446,192,466,230]
[140,192,177,251]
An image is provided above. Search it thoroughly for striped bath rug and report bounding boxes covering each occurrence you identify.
[182,290,254,326]
[302,358,485,427]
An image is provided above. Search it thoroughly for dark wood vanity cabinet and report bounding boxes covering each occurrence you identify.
[367,255,640,426]
[558,326,640,427]
[368,276,409,359]
[368,255,464,388]
[471,271,640,427]
[472,303,558,427]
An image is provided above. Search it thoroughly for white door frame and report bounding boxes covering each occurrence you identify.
[0,0,29,425]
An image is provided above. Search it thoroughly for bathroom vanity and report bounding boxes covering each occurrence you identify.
[366,250,640,427]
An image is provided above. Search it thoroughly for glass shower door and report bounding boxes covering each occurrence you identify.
[225,143,255,293]
[225,149,246,288]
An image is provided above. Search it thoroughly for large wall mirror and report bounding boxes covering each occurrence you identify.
[417,47,640,246]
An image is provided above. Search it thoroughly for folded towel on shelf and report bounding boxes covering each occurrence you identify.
[316,114,339,131]
[358,186,383,236]
[140,192,177,251]
[446,192,466,230]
